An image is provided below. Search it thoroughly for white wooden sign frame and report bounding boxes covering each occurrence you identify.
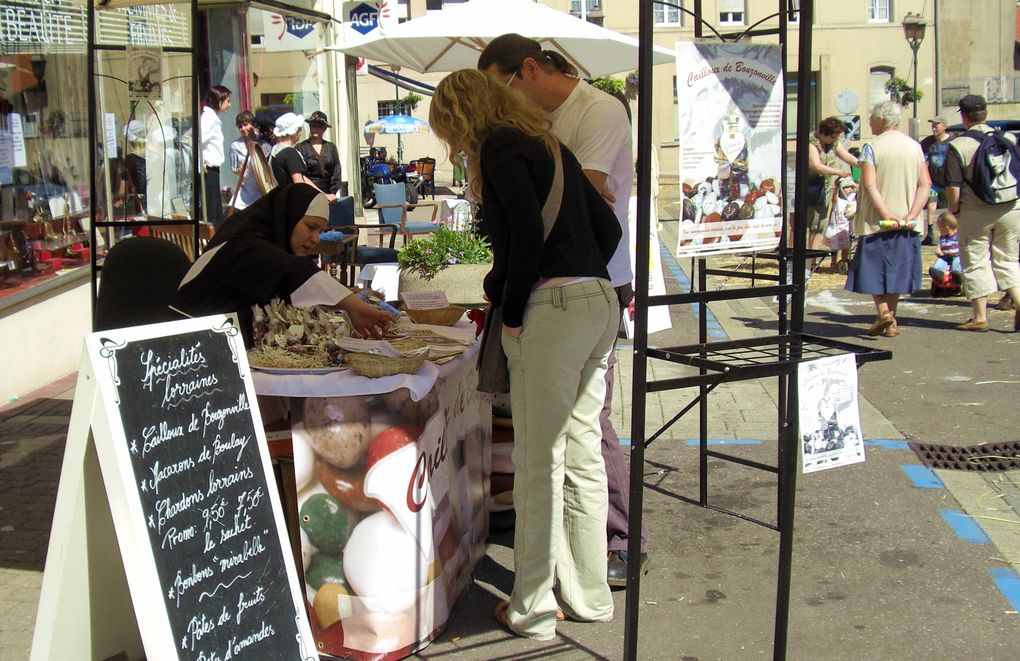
[31,315,316,661]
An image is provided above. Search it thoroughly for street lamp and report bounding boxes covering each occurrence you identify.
[901,12,927,138]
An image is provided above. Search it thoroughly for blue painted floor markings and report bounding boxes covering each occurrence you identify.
[901,464,945,489]
[940,509,991,544]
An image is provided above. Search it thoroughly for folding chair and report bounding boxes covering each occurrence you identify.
[373,182,438,245]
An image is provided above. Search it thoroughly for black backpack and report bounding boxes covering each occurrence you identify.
[962,129,1020,205]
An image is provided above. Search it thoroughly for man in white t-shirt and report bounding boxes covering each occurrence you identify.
[480,33,646,588]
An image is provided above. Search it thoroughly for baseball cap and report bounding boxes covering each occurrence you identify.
[928,116,947,125]
[273,112,304,137]
[958,94,987,114]
[307,111,330,127]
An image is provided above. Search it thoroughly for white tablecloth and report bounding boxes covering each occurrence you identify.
[251,331,479,401]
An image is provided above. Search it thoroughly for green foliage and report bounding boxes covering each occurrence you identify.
[885,77,924,106]
[397,227,492,280]
[591,76,625,95]
[400,93,422,112]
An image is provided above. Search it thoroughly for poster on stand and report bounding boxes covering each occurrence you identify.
[798,354,865,474]
[675,42,785,257]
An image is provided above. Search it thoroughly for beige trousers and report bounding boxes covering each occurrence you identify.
[958,201,1020,300]
[502,279,618,641]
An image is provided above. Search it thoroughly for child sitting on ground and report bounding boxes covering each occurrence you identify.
[928,211,962,285]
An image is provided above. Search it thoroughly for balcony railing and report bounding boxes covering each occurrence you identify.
[942,76,1020,106]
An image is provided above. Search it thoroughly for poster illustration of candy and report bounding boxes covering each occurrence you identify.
[289,369,490,659]
[675,42,785,257]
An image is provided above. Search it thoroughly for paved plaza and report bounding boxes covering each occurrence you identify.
[3,199,1020,660]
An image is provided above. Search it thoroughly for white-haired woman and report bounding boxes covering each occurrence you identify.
[845,100,931,337]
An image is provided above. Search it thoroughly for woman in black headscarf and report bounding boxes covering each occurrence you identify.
[172,183,391,346]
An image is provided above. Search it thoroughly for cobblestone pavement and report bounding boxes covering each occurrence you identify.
[0,386,74,661]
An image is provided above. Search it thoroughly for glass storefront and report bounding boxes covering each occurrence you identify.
[0,0,338,303]
[1,0,90,300]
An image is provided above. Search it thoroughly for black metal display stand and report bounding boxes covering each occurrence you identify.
[624,2,890,660]
[86,0,203,319]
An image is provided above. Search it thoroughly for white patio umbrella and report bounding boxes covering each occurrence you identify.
[331,0,674,78]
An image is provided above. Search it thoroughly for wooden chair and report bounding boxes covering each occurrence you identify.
[416,157,437,199]
[373,182,438,245]
[146,222,215,261]
[334,223,400,287]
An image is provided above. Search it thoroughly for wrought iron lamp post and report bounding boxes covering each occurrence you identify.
[902,12,927,138]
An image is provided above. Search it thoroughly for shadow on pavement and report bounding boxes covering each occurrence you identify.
[0,398,69,572]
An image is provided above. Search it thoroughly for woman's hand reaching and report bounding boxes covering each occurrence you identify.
[338,295,392,339]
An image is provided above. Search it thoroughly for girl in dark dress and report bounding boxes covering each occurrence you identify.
[171,183,390,346]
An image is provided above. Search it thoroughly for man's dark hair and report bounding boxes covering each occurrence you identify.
[962,109,987,123]
[204,84,231,110]
[235,111,255,129]
[478,33,577,77]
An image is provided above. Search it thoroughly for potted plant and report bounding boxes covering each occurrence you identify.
[397,225,492,305]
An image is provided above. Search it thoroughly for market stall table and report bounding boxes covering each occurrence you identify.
[251,337,491,659]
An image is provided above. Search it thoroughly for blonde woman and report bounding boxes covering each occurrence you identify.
[430,69,621,641]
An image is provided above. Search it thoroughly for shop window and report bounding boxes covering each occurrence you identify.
[1,0,91,300]
[868,0,891,22]
[246,7,328,143]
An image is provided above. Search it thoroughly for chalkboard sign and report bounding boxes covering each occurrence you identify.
[31,315,317,661]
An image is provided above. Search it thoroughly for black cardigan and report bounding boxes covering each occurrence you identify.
[480,126,621,327]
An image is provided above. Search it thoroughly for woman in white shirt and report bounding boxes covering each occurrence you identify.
[201,85,231,229]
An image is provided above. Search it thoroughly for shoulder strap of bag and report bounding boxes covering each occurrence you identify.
[540,144,564,240]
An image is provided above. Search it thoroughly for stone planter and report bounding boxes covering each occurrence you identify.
[397,263,491,307]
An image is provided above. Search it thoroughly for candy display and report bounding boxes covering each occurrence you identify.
[679,175,783,249]
[292,374,490,658]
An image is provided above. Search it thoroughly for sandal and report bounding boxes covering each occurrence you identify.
[866,313,895,337]
[882,323,901,337]
[494,600,513,633]
[957,319,989,332]
[495,600,566,629]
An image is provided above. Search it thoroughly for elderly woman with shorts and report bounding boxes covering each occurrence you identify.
[845,101,931,337]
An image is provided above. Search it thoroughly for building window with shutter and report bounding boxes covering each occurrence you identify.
[719,0,744,26]
[869,66,895,109]
[868,0,890,22]
[655,2,682,25]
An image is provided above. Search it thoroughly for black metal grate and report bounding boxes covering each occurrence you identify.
[647,333,891,383]
[909,441,1020,472]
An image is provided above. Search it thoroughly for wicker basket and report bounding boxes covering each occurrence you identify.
[345,339,428,378]
[347,352,427,377]
[405,304,467,326]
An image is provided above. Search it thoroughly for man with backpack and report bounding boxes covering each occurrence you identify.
[945,94,1020,332]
